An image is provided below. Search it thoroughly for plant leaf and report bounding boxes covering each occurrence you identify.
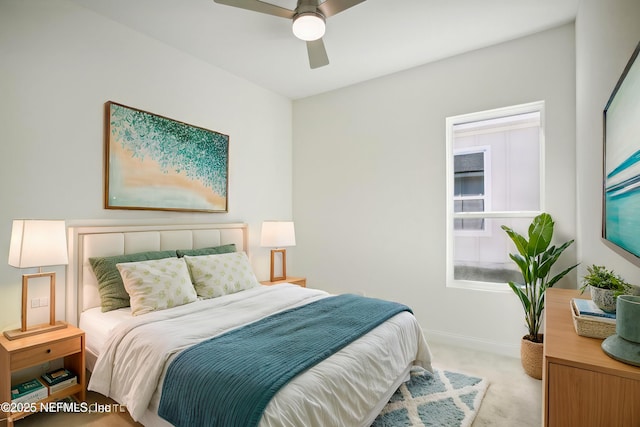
[508,281,531,313]
[501,225,528,256]
[527,213,554,257]
[547,263,579,288]
[509,253,528,279]
[538,240,574,278]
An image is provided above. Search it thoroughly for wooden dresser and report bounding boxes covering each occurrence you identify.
[543,288,640,427]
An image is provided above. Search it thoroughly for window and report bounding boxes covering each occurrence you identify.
[453,147,490,232]
[446,102,545,290]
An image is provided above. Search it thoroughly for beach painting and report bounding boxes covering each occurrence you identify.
[105,102,228,213]
[604,43,640,259]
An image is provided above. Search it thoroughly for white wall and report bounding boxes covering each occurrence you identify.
[575,0,640,283]
[293,24,576,356]
[0,0,293,330]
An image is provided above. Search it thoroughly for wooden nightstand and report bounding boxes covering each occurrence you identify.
[0,325,85,426]
[260,276,307,288]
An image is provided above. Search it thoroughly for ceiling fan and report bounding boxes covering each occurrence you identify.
[213,0,367,69]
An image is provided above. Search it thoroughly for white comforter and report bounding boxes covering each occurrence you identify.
[88,284,432,426]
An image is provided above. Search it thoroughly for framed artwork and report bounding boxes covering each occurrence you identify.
[603,41,640,266]
[105,101,229,213]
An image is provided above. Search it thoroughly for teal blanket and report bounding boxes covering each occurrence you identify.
[158,294,411,427]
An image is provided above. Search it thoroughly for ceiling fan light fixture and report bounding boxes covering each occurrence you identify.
[292,12,326,41]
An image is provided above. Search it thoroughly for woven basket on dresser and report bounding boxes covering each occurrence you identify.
[570,299,616,339]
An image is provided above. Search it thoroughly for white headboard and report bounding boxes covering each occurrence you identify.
[66,222,248,325]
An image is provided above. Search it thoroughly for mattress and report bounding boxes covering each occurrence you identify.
[79,306,132,357]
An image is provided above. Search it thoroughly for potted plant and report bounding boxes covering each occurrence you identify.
[579,265,632,313]
[501,213,578,379]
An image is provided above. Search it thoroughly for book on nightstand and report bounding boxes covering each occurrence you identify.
[47,376,78,394]
[41,368,75,386]
[11,378,49,404]
[572,298,616,321]
[41,368,77,394]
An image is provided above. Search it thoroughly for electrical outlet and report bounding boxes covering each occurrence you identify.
[31,298,40,308]
[40,297,49,307]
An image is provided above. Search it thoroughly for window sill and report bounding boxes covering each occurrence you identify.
[446,279,513,293]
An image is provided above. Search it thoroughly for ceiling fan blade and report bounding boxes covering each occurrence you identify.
[317,0,366,18]
[306,38,329,69]
[213,0,295,19]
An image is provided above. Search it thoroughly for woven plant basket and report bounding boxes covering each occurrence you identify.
[520,335,544,380]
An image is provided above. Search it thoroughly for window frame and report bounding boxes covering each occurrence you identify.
[445,101,546,292]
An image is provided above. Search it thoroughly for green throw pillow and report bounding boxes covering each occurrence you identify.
[176,243,236,258]
[89,250,176,312]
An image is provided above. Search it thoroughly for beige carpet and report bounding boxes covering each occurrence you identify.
[13,341,541,427]
[429,341,541,427]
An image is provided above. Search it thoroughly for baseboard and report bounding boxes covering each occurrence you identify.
[424,329,520,358]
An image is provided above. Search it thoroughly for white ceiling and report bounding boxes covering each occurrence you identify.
[70,0,580,99]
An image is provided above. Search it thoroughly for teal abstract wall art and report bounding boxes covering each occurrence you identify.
[603,41,640,266]
[105,101,229,213]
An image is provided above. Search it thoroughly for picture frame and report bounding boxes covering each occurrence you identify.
[104,101,229,213]
[602,41,640,266]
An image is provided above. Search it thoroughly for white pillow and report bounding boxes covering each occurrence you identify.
[116,257,197,316]
[184,252,260,299]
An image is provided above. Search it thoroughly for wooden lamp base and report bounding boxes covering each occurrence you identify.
[3,271,67,341]
[3,321,67,340]
[270,248,287,282]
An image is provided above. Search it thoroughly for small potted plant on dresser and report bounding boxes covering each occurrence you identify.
[501,213,578,380]
[580,265,636,313]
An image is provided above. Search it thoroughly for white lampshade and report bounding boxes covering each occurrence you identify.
[292,12,326,41]
[8,220,69,268]
[261,221,296,248]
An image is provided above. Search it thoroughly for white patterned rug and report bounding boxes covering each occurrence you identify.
[372,367,489,427]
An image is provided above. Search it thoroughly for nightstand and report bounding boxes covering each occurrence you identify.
[260,276,307,288]
[0,325,85,426]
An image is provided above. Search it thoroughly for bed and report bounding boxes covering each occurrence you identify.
[66,222,432,427]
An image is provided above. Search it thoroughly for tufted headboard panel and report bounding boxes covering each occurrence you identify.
[66,222,247,325]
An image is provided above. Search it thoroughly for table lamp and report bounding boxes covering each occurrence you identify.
[260,221,296,282]
[4,220,69,340]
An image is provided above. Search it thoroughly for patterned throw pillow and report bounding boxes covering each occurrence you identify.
[116,258,198,316]
[184,252,260,299]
